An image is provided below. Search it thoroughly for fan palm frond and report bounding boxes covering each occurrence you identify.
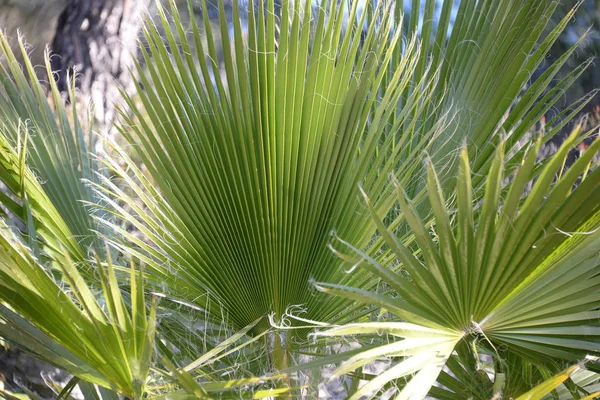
[316,128,600,398]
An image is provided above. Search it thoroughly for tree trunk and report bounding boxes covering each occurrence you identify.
[50,0,144,127]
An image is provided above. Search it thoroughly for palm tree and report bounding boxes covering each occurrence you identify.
[0,0,598,398]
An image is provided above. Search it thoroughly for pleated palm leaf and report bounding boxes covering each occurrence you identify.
[0,29,291,399]
[97,0,445,340]
[315,129,600,398]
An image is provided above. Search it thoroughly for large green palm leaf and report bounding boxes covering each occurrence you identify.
[99,0,446,333]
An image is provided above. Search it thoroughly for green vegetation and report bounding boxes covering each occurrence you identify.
[0,0,599,398]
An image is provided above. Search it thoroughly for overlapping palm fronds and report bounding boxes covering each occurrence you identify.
[96,0,447,338]
[0,0,598,398]
[95,0,598,341]
[0,34,105,262]
[0,19,296,399]
[0,218,156,398]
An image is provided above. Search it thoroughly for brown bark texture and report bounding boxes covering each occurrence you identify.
[50,0,144,126]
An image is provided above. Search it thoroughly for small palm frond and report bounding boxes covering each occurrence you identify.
[515,361,600,400]
[316,128,600,398]
[0,129,85,264]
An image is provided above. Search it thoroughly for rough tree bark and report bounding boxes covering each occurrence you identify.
[50,0,145,127]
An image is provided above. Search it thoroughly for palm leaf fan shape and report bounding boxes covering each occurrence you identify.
[316,129,600,398]
[97,0,445,334]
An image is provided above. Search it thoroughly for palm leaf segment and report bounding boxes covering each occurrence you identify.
[0,34,105,259]
[318,130,600,398]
